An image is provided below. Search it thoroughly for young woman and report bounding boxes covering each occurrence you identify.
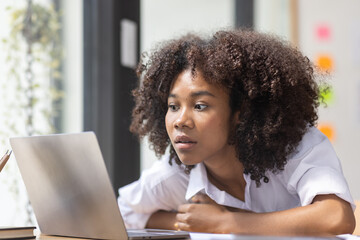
[117,29,355,236]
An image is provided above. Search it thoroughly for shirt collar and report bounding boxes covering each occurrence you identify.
[185,162,250,209]
[185,163,208,201]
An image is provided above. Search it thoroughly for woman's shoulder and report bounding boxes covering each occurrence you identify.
[118,155,189,219]
[118,155,189,205]
[288,126,329,161]
[137,155,189,189]
[277,126,340,182]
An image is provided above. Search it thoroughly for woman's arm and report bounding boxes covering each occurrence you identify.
[175,194,355,235]
[146,211,178,230]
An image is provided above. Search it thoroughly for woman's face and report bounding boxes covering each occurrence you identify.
[165,69,238,166]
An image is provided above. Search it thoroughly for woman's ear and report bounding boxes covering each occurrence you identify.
[232,110,241,125]
[228,110,241,145]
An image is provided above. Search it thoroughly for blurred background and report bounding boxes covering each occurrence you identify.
[0,0,359,227]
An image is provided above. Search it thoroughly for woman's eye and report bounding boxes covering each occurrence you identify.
[194,104,207,111]
[168,104,179,112]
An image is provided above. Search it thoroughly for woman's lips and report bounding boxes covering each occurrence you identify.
[174,135,197,150]
[176,142,197,150]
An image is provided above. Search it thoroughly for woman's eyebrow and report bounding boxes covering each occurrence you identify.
[191,91,215,98]
[168,91,215,99]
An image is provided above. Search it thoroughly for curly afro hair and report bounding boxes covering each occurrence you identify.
[130,29,320,186]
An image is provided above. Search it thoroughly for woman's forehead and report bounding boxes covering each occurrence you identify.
[169,69,229,98]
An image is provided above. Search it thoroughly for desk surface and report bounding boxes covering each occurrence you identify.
[36,233,346,240]
[37,234,90,239]
[36,233,191,240]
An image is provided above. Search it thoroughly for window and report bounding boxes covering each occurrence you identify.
[0,0,82,226]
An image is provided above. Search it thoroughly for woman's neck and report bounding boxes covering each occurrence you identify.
[204,155,247,201]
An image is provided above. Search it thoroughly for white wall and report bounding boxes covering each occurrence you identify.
[254,0,360,200]
[254,0,291,40]
[140,0,235,171]
[298,0,360,200]
[62,0,83,133]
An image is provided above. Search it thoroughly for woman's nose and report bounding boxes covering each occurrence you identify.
[174,109,194,129]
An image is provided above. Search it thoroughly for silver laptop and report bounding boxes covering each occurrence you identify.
[10,132,189,240]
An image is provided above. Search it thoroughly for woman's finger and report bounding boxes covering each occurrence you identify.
[174,221,190,231]
[177,203,192,213]
[190,193,215,204]
[175,211,187,222]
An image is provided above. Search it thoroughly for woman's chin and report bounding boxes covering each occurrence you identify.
[178,156,202,166]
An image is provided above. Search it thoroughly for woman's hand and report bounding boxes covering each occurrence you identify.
[146,193,246,232]
[175,203,227,232]
[174,194,245,233]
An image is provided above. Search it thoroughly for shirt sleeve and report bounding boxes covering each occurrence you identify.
[117,156,189,229]
[286,129,355,210]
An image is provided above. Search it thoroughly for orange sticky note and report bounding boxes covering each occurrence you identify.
[316,55,334,72]
[318,123,335,142]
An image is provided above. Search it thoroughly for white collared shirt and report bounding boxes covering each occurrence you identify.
[117,127,355,229]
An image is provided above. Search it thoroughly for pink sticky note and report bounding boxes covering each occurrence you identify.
[316,25,331,41]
